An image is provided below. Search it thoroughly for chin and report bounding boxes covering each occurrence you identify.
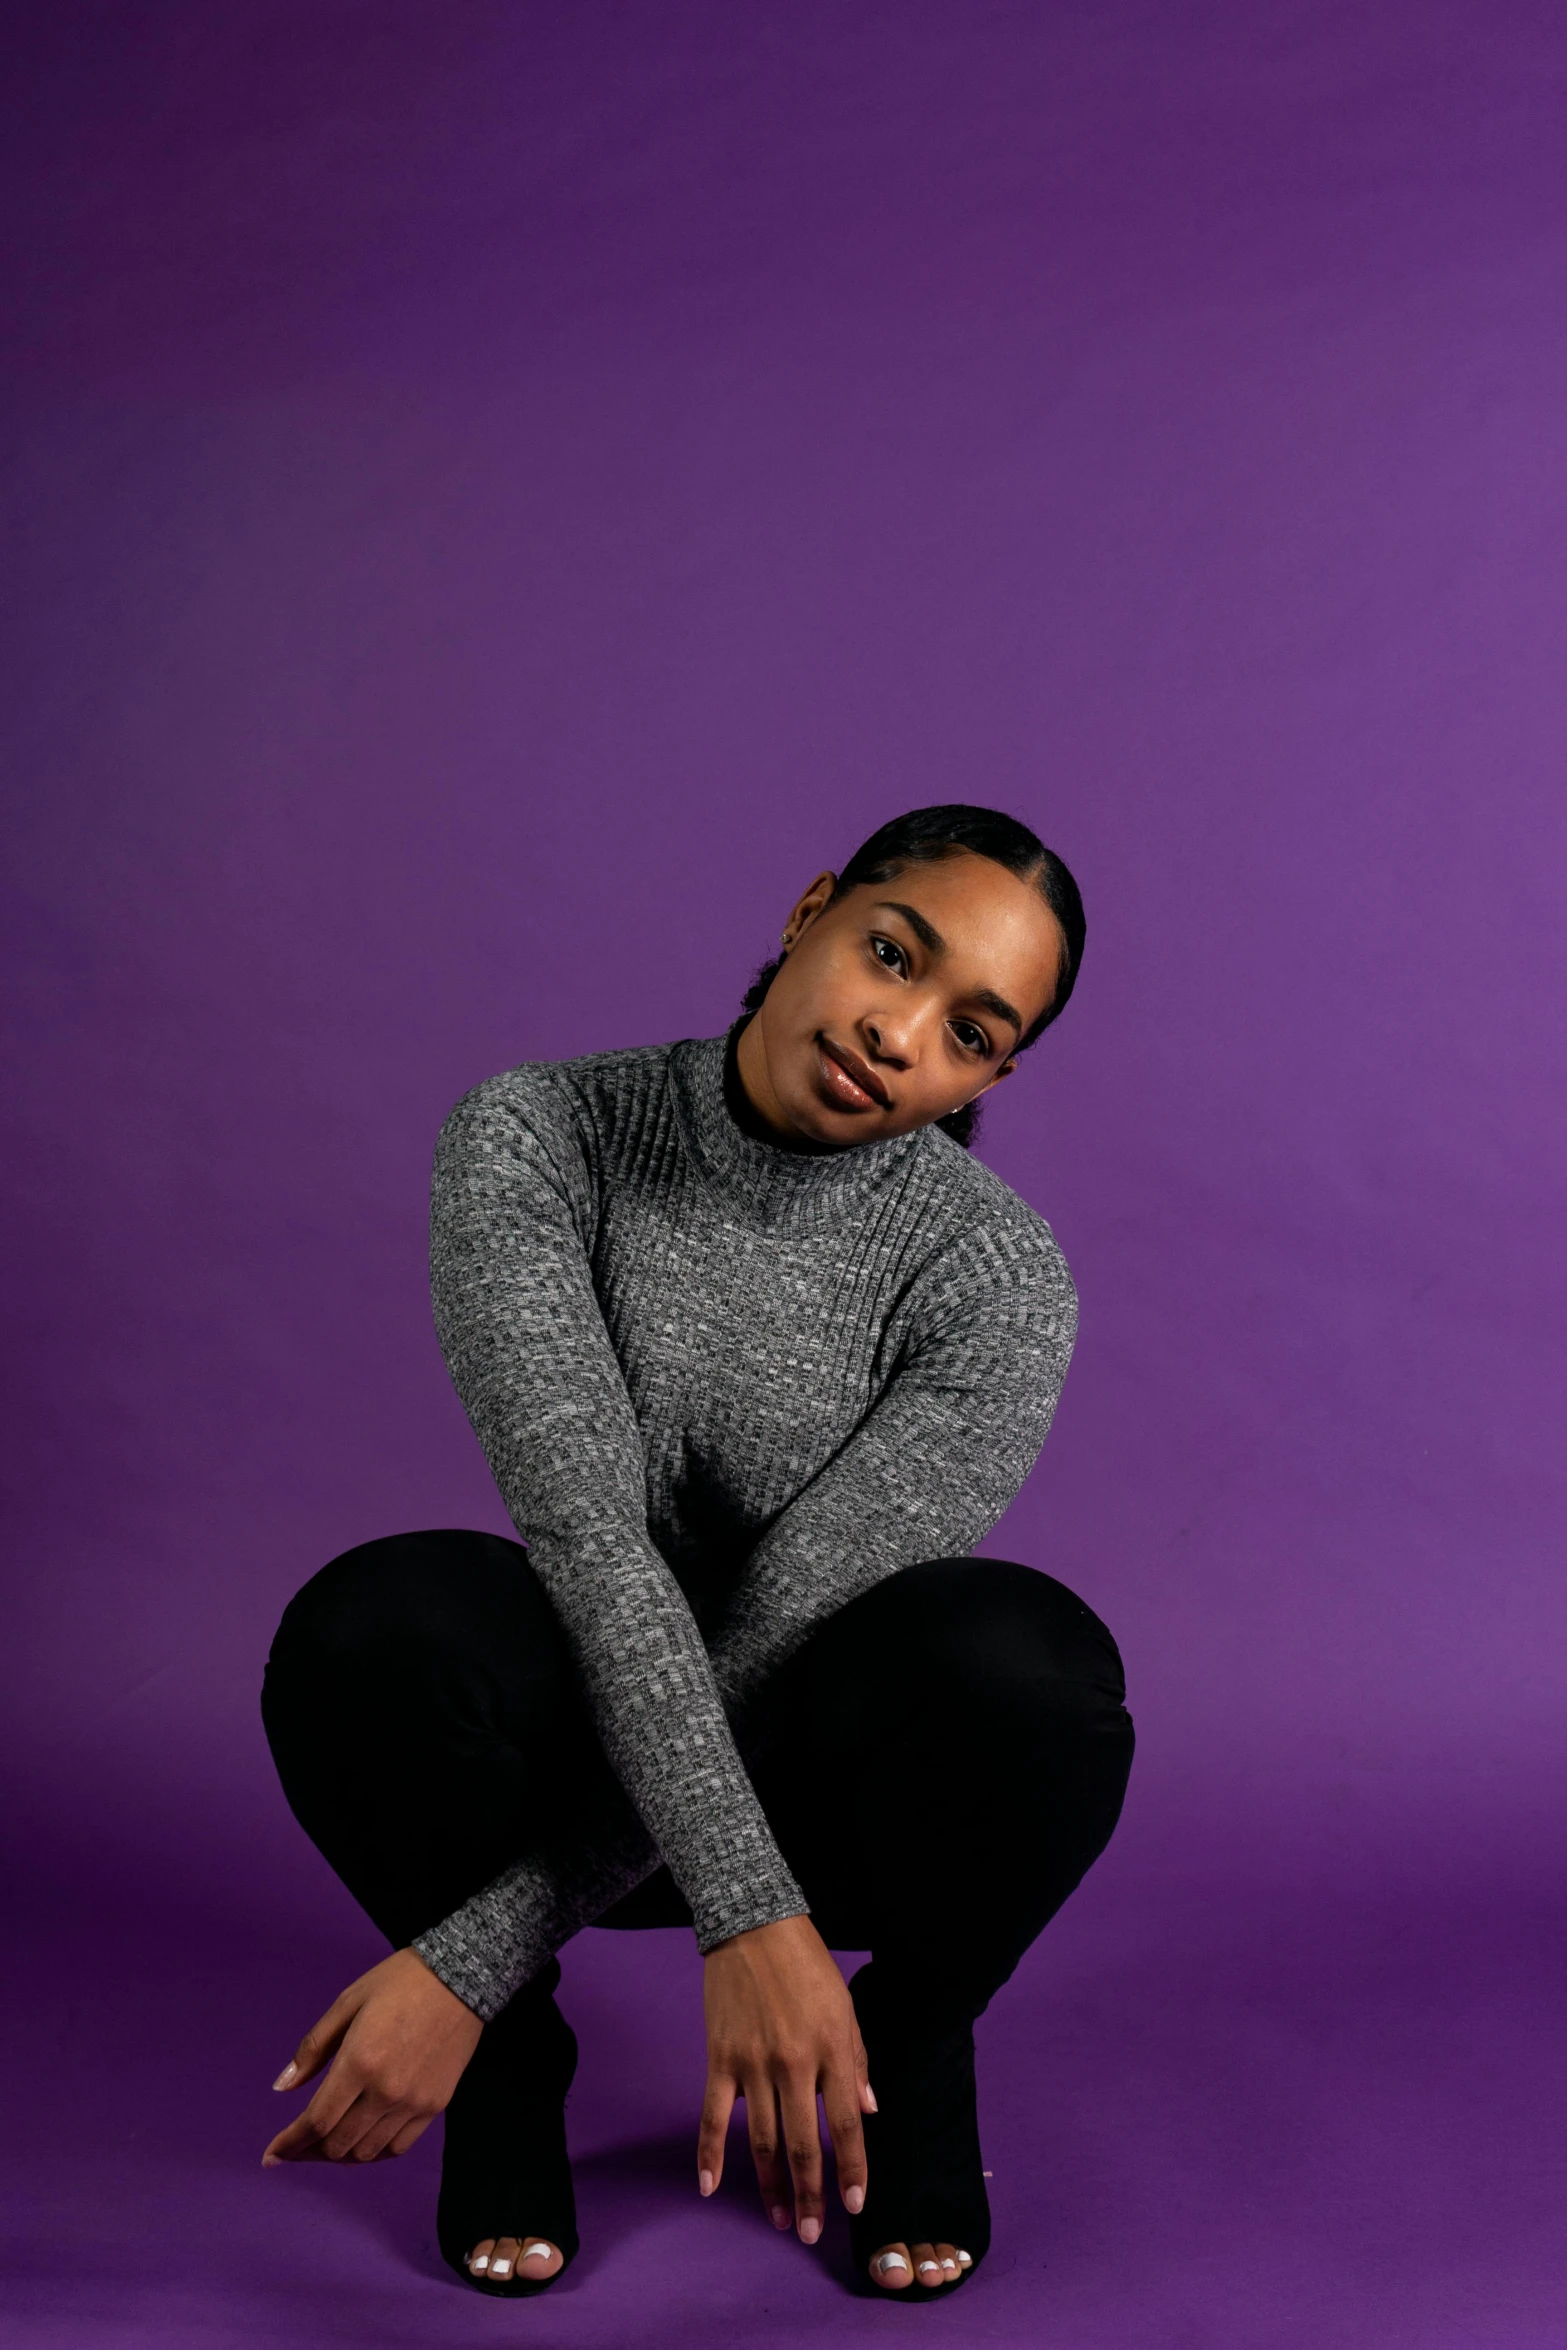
[781,1081,861,1149]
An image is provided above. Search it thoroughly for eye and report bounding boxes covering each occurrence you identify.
[951,1020,991,1056]
[870,934,907,974]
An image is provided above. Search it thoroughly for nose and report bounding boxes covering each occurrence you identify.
[862,1011,914,1065]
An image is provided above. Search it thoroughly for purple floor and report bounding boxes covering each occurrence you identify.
[6,1788,1561,2350]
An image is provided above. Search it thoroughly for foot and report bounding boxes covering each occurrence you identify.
[845,1965,991,2297]
[869,2239,974,2292]
[436,1973,579,2296]
[465,2235,565,2286]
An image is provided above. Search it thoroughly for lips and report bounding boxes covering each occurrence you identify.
[818,1037,892,1111]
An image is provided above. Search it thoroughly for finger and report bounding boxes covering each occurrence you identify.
[349,2101,414,2165]
[778,2073,826,2244]
[744,2076,794,2231]
[697,2069,737,2198]
[852,2026,878,2113]
[379,2113,434,2160]
[262,2064,365,2165]
[272,1984,361,2093]
[317,2087,391,2164]
[823,2064,868,2215]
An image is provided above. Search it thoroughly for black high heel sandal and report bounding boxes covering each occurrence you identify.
[846,1964,991,2301]
[436,1978,580,2297]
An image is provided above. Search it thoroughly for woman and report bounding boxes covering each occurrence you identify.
[260,803,1134,2299]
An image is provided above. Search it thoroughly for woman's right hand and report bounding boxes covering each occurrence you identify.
[697,1913,874,2241]
[262,1946,483,2167]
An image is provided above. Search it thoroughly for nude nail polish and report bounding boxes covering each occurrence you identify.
[799,2216,821,2245]
[272,2063,297,2091]
[844,2184,864,2214]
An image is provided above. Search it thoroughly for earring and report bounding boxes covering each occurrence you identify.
[780,931,794,948]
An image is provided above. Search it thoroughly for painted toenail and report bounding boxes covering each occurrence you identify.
[918,2260,941,2274]
[877,2253,909,2274]
[957,2250,973,2265]
[490,2259,511,2276]
[521,2242,553,2263]
[469,2254,489,2271]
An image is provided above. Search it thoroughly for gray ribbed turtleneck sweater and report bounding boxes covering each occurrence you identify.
[412,1026,1077,2019]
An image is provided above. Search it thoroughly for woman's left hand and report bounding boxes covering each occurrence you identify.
[697,1913,874,2242]
[262,1947,483,2167]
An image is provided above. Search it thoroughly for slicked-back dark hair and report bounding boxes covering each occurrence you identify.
[740,804,1085,1147]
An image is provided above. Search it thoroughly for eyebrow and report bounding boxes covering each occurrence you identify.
[872,900,1025,1040]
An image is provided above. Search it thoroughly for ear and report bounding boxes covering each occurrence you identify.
[970,1055,1019,1100]
[780,870,838,950]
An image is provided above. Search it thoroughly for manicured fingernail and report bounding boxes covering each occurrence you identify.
[699,2167,715,2196]
[799,2216,821,2245]
[490,2257,511,2277]
[771,2204,792,2230]
[260,2154,280,2169]
[877,2252,909,2274]
[469,2254,489,2271]
[865,2085,879,2112]
[957,2249,973,2265]
[845,2184,864,2214]
[272,2063,297,2090]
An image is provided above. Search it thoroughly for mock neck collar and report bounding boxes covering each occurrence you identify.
[668,1026,926,1233]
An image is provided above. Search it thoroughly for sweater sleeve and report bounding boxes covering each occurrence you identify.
[706,1219,1078,1720]
[415,1073,806,2013]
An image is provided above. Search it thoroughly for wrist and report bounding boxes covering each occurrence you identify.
[706,1911,814,1962]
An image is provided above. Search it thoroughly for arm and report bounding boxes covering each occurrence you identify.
[415,1072,805,2017]
[707,1222,1078,1723]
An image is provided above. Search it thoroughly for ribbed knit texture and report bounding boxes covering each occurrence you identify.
[412,1026,1077,2018]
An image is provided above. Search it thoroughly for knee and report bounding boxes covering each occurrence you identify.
[266,1528,531,1685]
[891,1558,1130,1736]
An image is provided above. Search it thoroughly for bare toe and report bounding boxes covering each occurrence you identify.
[466,2237,497,2276]
[871,2242,914,2290]
[934,2240,961,2284]
[518,2237,561,2280]
[912,2240,944,2289]
[488,2235,520,2280]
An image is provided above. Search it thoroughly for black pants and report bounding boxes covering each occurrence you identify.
[262,1532,1134,2029]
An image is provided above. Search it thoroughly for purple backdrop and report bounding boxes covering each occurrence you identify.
[4,4,1564,2344]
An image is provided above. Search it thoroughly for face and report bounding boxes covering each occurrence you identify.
[734,848,1067,1150]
